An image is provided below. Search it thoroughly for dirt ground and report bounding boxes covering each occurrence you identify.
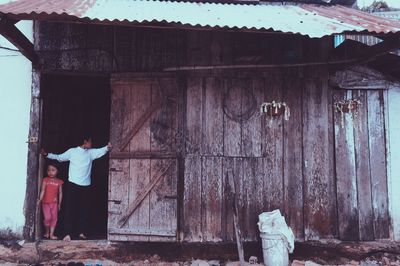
[1,239,400,266]
[1,256,400,266]
[2,255,400,266]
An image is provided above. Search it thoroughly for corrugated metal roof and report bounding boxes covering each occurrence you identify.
[0,0,400,38]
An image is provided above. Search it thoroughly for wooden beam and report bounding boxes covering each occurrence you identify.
[109,227,176,237]
[362,34,400,63]
[0,17,39,65]
[331,66,400,90]
[163,34,400,71]
[110,151,178,159]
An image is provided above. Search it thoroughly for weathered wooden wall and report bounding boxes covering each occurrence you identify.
[182,68,338,242]
[34,22,390,242]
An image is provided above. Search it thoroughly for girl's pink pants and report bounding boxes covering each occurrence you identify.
[42,202,58,228]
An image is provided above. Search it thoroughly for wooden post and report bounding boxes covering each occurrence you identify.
[227,171,245,265]
[23,70,42,240]
[233,192,245,266]
[34,154,45,240]
[0,17,39,65]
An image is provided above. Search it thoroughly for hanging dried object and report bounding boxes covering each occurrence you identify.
[260,101,290,125]
[334,99,362,131]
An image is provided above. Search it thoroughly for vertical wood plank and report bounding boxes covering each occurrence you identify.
[127,159,150,241]
[352,90,374,241]
[242,158,263,241]
[149,159,178,241]
[149,78,178,241]
[303,72,337,240]
[203,78,224,156]
[108,160,130,242]
[283,69,304,239]
[263,71,284,212]
[241,78,263,157]
[150,78,178,152]
[108,81,130,238]
[223,78,242,157]
[223,157,243,242]
[333,90,359,240]
[114,27,133,71]
[211,31,234,66]
[109,82,127,148]
[183,156,202,241]
[186,77,203,155]
[128,81,151,241]
[108,159,130,229]
[187,31,211,66]
[201,156,223,241]
[368,90,390,239]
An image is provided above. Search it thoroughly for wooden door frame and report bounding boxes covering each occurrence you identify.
[25,70,113,240]
[23,69,42,240]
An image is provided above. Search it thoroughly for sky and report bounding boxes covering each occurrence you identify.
[358,0,400,8]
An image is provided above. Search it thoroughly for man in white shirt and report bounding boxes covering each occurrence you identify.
[42,136,112,241]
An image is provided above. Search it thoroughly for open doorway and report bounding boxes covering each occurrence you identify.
[40,74,111,239]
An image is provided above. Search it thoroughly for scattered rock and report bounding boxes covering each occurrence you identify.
[383,257,391,266]
[360,260,379,266]
[208,260,220,266]
[249,256,258,264]
[225,261,241,266]
[292,260,305,266]
[149,254,161,263]
[305,261,321,266]
[191,259,210,266]
[291,261,322,266]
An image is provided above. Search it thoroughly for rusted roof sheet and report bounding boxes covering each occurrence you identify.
[0,0,400,38]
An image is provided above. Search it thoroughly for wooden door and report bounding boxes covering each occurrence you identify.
[107,73,180,241]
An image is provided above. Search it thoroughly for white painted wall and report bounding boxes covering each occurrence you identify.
[387,87,400,241]
[0,21,32,238]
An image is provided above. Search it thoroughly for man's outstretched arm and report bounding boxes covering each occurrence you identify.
[90,142,112,160]
[42,148,72,162]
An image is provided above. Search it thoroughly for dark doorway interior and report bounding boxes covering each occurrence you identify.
[41,74,111,239]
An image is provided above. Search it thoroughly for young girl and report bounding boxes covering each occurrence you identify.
[37,163,64,240]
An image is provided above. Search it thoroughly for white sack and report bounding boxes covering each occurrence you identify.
[258,209,295,253]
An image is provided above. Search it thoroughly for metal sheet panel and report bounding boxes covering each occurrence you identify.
[0,0,400,37]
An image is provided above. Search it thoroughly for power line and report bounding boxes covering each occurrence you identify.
[0,55,20,57]
[0,46,20,52]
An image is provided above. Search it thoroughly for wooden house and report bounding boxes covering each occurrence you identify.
[0,0,400,244]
